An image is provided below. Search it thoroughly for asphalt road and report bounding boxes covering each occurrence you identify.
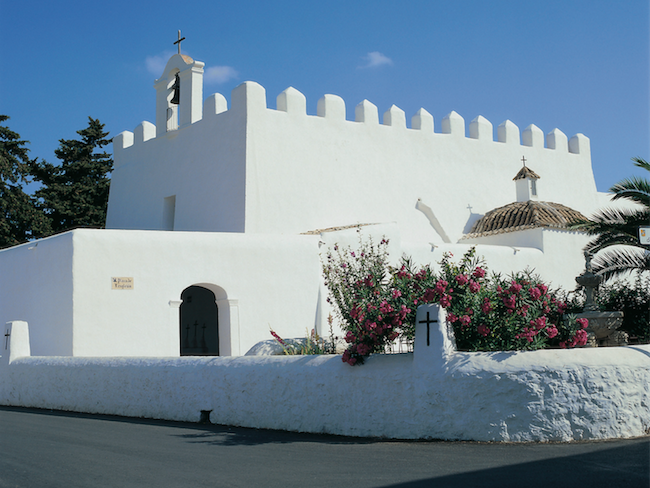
[0,406,648,488]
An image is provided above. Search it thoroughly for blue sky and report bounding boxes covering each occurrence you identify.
[1,0,648,193]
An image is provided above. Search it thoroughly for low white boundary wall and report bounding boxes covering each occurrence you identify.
[1,306,649,442]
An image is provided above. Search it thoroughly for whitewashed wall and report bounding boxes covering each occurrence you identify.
[2,306,648,443]
[0,223,597,361]
[0,233,74,356]
[108,56,602,246]
[0,229,323,357]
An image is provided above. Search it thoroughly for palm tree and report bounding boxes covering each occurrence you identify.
[571,157,650,281]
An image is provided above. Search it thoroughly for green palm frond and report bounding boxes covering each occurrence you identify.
[632,157,650,172]
[570,207,648,235]
[610,177,650,207]
[584,233,642,254]
[592,248,650,282]
[610,158,650,208]
[574,158,650,281]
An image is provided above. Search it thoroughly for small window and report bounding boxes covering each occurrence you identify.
[530,179,537,196]
[163,195,176,230]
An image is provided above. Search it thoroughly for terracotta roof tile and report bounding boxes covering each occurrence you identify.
[513,166,540,181]
[462,201,587,239]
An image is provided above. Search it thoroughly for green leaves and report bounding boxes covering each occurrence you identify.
[0,115,113,247]
[31,117,113,236]
[0,115,50,247]
[324,240,588,364]
[573,157,650,281]
[609,157,650,208]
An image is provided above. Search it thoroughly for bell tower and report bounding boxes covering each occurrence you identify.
[513,156,541,202]
[153,32,204,136]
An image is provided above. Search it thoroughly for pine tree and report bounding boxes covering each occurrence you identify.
[32,117,113,236]
[0,115,50,247]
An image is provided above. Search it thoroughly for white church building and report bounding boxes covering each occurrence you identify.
[0,53,610,359]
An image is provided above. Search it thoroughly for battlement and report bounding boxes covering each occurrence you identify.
[114,81,590,158]
[108,58,600,249]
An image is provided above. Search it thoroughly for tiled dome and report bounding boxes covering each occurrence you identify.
[463,200,587,239]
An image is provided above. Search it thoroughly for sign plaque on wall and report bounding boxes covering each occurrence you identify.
[112,277,134,290]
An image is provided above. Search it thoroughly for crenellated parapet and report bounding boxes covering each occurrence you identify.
[113,79,591,158]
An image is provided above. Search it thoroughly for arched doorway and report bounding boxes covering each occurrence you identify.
[180,286,219,356]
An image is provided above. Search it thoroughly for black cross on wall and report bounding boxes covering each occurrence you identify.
[4,329,9,350]
[418,311,438,346]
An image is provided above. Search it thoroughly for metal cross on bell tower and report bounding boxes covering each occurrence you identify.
[174,30,185,54]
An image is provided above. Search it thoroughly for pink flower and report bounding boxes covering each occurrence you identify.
[537,284,548,296]
[575,329,588,346]
[509,282,523,294]
[529,287,542,300]
[533,317,547,330]
[435,280,448,294]
[379,301,393,314]
[270,330,286,346]
[392,289,402,299]
[399,304,411,318]
[357,343,371,356]
[502,295,516,309]
[577,318,589,329]
[469,280,480,293]
[516,304,530,317]
[423,289,437,303]
[350,306,361,319]
[546,325,558,339]
[459,315,471,327]
[477,324,490,337]
[455,274,469,286]
[439,294,452,308]
[473,267,486,279]
[481,299,493,314]
[446,313,458,323]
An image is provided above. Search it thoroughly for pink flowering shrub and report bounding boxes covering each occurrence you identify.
[323,237,438,365]
[427,248,588,352]
[324,239,588,366]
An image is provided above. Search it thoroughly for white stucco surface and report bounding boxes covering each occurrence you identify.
[0,229,323,357]
[2,306,648,442]
[0,234,74,356]
[108,56,604,248]
[104,54,612,297]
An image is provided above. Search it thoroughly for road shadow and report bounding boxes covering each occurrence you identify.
[379,440,650,488]
[0,405,399,445]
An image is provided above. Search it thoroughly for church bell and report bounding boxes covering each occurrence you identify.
[170,73,180,105]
